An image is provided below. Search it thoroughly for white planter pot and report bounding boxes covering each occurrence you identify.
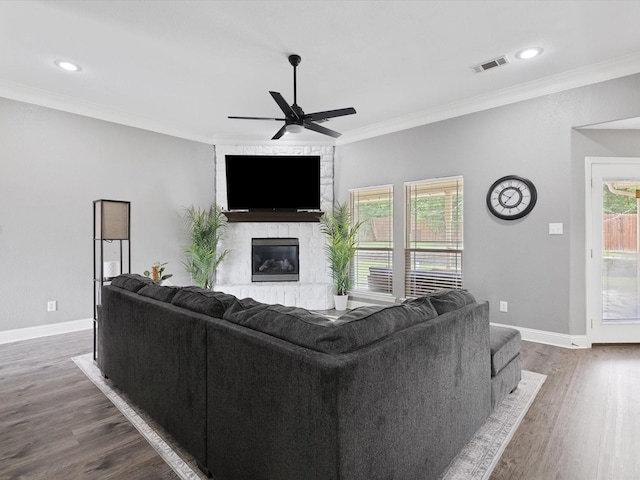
[334,294,349,311]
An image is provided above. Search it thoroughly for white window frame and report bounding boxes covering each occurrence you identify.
[349,185,394,298]
[404,175,463,297]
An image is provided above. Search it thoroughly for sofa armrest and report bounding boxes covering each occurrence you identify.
[100,285,210,468]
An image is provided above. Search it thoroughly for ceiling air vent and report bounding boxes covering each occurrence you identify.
[472,55,509,73]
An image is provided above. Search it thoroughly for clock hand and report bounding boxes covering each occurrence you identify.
[501,190,516,204]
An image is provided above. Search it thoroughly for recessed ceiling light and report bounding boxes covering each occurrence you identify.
[515,47,543,60]
[54,59,82,72]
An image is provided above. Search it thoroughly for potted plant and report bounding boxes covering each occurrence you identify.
[143,261,173,284]
[182,204,230,289]
[319,202,364,310]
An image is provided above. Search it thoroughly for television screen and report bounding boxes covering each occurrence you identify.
[225,155,321,212]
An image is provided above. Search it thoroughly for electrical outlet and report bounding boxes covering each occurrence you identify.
[499,301,508,312]
[549,223,564,235]
[47,301,57,312]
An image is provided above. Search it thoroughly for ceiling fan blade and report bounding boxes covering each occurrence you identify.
[270,91,298,118]
[229,56,356,140]
[228,116,286,121]
[303,121,342,138]
[272,124,288,140]
[304,107,356,122]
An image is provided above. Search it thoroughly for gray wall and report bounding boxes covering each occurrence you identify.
[335,73,640,336]
[3,74,640,337]
[0,97,214,332]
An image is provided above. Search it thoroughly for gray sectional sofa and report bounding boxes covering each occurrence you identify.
[98,274,496,480]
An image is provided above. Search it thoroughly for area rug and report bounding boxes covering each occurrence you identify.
[73,353,206,479]
[73,353,545,480]
[437,369,546,480]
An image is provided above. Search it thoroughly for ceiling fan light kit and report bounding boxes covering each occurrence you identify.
[285,123,304,134]
[228,54,356,139]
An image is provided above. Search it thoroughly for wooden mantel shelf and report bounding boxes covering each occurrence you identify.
[223,211,323,223]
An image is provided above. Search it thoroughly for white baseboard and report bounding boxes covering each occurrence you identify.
[491,322,590,349]
[0,318,93,345]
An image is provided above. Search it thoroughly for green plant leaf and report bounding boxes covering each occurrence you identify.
[320,202,365,296]
[182,204,230,289]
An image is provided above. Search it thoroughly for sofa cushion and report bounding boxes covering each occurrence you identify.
[110,273,153,292]
[138,284,180,303]
[171,286,237,318]
[223,301,437,354]
[400,295,439,317]
[425,289,476,315]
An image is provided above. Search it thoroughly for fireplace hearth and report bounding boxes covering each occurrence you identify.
[252,238,299,282]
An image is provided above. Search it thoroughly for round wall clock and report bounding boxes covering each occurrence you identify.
[486,175,537,220]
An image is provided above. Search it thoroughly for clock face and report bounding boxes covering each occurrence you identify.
[486,175,537,220]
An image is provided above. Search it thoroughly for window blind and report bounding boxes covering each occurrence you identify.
[405,176,463,296]
[350,185,394,294]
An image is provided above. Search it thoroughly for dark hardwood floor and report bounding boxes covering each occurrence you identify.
[1,330,639,479]
[0,330,180,479]
[491,341,640,480]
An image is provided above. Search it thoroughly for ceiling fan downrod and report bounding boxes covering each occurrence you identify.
[289,54,301,108]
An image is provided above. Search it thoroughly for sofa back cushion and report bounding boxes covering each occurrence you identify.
[400,295,440,315]
[138,284,181,303]
[414,288,476,315]
[223,300,439,354]
[171,286,237,318]
[110,273,153,292]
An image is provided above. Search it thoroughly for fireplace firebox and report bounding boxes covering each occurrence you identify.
[251,238,299,282]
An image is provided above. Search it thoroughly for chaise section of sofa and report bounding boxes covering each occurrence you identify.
[490,325,522,409]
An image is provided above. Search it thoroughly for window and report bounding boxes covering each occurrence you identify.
[405,176,463,296]
[349,185,394,294]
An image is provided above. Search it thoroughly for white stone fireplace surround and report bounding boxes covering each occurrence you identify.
[214,145,334,310]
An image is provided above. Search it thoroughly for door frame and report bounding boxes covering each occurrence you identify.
[585,156,640,344]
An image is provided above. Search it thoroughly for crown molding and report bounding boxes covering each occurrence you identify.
[336,52,640,145]
[3,52,640,147]
[0,79,215,144]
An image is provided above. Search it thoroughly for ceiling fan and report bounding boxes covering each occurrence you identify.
[228,54,356,140]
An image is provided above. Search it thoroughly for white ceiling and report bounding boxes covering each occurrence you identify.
[2,0,640,145]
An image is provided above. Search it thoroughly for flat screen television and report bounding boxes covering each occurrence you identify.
[225,155,321,212]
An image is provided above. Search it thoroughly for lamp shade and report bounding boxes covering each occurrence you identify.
[94,200,130,240]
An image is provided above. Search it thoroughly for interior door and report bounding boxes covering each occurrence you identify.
[587,157,640,343]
